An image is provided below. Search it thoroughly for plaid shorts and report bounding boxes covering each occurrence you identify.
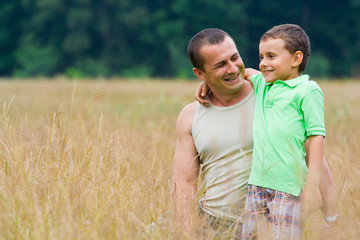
[242,185,302,240]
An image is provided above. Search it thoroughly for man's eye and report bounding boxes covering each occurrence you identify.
[215,63,224,69]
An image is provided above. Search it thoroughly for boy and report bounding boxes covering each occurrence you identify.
[242,23,325,239]
[195,24,337,239]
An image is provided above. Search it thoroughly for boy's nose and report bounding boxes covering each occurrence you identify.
[259,59,267,68]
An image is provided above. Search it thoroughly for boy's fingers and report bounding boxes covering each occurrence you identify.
[195,97,210,107]
[202,100,210,107]
[195,90,203,102]
[195,81,210,107]
[195,84,203,99]
[202,83,210,97]
[201,85,207,97]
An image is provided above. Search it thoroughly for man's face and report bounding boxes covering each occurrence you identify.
[259,38,299,83]
[195,36,245,95]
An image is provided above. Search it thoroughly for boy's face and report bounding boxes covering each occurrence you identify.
[259,38,300,83]
[194,36,245,95]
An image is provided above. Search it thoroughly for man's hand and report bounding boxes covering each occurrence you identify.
[321,215,342,240]
[195,81,210,107]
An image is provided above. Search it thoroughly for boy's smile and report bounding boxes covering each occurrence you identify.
[259,38,301,83]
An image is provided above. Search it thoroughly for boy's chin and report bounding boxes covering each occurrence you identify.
[262,73,276,83]
[264,78,276,83]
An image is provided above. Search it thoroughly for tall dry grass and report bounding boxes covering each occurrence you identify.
[0,78,358,239]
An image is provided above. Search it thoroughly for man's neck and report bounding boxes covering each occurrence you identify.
[210,80,253,107]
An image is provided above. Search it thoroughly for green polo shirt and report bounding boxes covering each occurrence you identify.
[248,73,326,196]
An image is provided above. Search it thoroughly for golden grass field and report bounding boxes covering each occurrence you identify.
[0,78,359,239]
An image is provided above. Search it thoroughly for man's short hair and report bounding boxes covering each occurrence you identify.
[187,28,233,71]
[261,24,310,72]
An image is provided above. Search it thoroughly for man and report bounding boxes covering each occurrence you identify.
[172,28,337,237]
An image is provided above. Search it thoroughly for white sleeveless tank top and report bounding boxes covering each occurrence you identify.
[192,90,255,221]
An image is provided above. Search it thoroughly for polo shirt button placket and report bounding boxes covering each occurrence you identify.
[265,85,276,108]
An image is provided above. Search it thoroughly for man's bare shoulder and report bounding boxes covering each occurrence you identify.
[176,102,197,133]
[179,102,197,117]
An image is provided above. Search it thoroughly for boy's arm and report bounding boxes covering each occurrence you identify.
[172,103,200,231]
[302,135,324,217]
[244,68,260,80]
[304,140,338,220]
[320,159,338,218]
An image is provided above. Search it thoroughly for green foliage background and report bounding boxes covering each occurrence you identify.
[1,0,359,78]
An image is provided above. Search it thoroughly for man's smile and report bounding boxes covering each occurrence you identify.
[224,71,240,82]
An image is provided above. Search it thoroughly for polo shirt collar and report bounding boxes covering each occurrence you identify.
[265,74,309,87]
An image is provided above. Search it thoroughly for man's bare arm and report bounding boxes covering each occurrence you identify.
[172,103,200,231]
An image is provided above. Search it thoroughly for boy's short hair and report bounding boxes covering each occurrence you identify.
[187,28,233,71]
[261,24,310,73]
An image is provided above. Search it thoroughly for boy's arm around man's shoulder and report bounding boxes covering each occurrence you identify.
[244,68,260,80]
[172,102,200,231]
[194,68,260,107]
[245,68,262,91]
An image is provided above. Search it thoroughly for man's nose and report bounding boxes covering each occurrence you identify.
[227,61,238,73]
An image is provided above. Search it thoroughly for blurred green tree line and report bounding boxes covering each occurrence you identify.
[1,0,359,79]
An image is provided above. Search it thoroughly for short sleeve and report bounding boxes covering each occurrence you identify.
[301,89,326,137]
[249,73,263,94]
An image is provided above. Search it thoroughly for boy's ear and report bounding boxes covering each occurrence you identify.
[193,67,206,81]
[292,51,304,68]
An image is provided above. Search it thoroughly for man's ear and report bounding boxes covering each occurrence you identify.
[193,67,206,81]
[292,51,304,68]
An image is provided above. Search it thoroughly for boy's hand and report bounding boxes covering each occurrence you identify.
[195,81,210,107]
[301,185,322,220]
[244,68,260,80]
